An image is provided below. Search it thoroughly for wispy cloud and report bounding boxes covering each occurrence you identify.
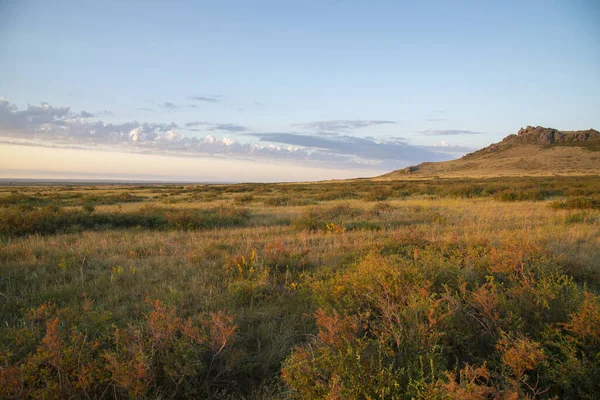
[425,118,448,122]
[184,121,210,128]
[418,129,483,136]
[184,121,249,132]
[148,100,198,112]
[211,123,248,132]
[292,120,396,135]
[160,101,180,111]
[188,95,222,103]
[74,110,113,118]
[76,110,95,118]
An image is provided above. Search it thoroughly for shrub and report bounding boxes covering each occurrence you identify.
[290,205,360,232]
[81,192,146,205]
[316,190,356,201]
[361,186,392,201]
[234,194,254,204]
[0,193,51,207]
[0,206,250,236]
[0,300,239,399]
[550,196,600,210]
[284,247,599,399]
[264,196,291,206]
[83,202,96,214]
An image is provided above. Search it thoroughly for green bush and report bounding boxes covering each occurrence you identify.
[234,194,255,204]
[0,206,250,236]
[264,196,291,206]
[361,186,392,201]
[550,196,600,210]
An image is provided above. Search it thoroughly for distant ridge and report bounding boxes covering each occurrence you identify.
[382,126,600,179]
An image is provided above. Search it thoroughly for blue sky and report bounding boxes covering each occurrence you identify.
[0,0,599,181]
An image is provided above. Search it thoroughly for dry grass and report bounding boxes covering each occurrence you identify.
[1,179,599,398]
[382,144,600,179]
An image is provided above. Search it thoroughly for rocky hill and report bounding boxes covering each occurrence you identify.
[382,126,600,179]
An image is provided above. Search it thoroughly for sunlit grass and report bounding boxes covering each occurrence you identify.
[0,178,599,398]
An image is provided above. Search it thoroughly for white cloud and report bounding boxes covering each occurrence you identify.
[129,127,141,142]
[0,97,468,170]
[222,137,236,146]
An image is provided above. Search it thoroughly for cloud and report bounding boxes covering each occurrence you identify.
[247,132,450,164]
[418,129,483,136]
[0,98,310,162]
[0,97,178,142]
[188,95,222,103]
[75,110,95,118]
[211,123,248,132]
[155,100,214,112]
[161,101,180,111]
[293,120,396,134]
[184,121,210,128]
[71,110,113,118]
[0,97,465,171]
[143,101,204,112]
[425,118,448,122]
[184,121,249,132]
[387,136,408,144]
[0,98,71,129]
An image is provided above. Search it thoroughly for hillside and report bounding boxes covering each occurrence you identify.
[382,126,600,179]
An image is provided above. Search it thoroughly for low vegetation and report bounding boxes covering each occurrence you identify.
[0,176,599,398]
[0,205,250,237]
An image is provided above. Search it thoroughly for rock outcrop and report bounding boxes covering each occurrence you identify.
[514,126,598,145]
[517,126,564,144]
[463,126,600,158]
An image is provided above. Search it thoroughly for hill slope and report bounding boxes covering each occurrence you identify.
[382,126,600,179]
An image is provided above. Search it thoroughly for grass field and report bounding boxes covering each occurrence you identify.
[1,176,599,399]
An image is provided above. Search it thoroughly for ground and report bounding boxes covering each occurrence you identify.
[1,177,599,398]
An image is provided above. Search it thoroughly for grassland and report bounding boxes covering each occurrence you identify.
[1,176,599,399]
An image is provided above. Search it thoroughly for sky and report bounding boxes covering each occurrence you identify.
[0,0,599,182]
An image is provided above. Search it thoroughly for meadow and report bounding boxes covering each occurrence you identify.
[0,176,599,399]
